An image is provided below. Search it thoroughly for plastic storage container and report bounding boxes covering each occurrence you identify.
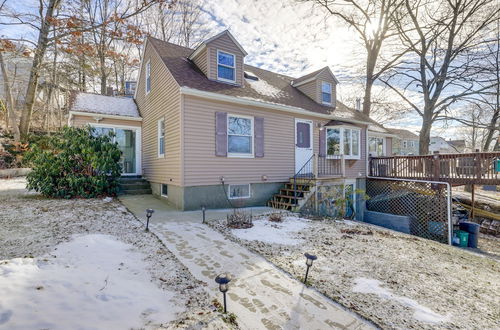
[453,230,469,247]
[459,222,480,248]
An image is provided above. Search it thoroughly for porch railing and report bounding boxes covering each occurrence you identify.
[369,152,500,185]
[318,154,344,177]
[293,154,315,205]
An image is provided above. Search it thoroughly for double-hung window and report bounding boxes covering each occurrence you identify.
[402,140,408,148]
[145,60,151,93]
[368,137,385,156]
[326,126,361,159]
[158,118,165,157]
[227,115,253,157]
[321,81,332,105]
[217,51,235,82]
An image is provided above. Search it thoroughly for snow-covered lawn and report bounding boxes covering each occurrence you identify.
[210,215,500,329]
[0,178,231,329]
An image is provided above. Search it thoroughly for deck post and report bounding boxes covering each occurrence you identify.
[313,153,318,178]
[433,151,440,182]
[471,184,475,221]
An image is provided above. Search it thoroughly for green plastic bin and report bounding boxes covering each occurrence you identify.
[456,230,469,247]
[495,159,500,173]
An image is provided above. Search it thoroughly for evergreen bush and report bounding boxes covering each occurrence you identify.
[26,126,122,198]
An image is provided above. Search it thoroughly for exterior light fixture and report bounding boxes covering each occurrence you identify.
[201,205,206,224]
[304,252,317,284]
[145,208,154,231]
[215,273,232,313]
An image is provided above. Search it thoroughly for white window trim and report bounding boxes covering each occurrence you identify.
[145,60,151,94]
[157,118,165,158]
[321,81,332,105]
[227,113,254,158]
[368,135,386,157]
[161,184,168,198]
[325,125,361,160]
[217,50,236,83]
[228,184,251,199]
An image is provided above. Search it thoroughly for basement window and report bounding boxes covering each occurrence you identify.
[161,184,168,197]
[228,184,251,199]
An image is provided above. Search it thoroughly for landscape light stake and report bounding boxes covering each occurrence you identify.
[202,205,206,224]
[304,252,317,284]
[215,273,232,313]
[145,208,154,232]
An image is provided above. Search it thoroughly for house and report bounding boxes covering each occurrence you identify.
[429,137,466,154]
[388,128,420,155]
[68,30,394,215]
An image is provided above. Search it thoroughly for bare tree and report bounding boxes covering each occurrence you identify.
[308,0,405,116]
[381,0,500,154]
[0,40,20,140]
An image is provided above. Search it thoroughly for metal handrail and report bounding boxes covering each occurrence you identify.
[293,154,315,205]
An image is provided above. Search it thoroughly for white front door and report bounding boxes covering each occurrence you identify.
[295,119,313,173]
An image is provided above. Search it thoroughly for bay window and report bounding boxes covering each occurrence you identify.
[326,126,361,159]
[368,136,385,156]
[228,115,253,157]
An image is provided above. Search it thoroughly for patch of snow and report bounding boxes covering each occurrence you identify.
[353,278,450,324]
[0,234,182,329]
[72,92,139,117]
[102,196,113,203]
[231,216,309,245]
[245,72,285,97]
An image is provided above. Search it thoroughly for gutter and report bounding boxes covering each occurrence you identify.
[69,111,143,122]
[179,86,372,126]
[366,176,453,246]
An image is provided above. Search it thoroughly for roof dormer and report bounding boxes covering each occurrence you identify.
[189,30,247,86]
[291,66,338,108]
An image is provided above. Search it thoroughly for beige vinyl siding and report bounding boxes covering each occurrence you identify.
[71,114,141,128]
[182,95,324,186]
[206,34,245,85]
[191,47,208,76]
[296,80,317,104]
[135,41,182,185]
[344,127,367,177]
[315,70,337,107]
[295,71,337,107]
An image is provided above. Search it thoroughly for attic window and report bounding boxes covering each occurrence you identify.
[217,50,235,82]
[244,71,258,81]
[321,81,332,105]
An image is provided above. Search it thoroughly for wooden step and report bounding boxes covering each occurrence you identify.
[274,194,300,200]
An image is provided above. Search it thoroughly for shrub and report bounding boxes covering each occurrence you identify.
[268,213,284,222]
[26,126,122,198]
[227,209,253,228]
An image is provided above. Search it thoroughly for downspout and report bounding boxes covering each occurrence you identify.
[366,176,453,246]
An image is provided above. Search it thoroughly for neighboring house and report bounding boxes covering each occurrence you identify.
[68,30,393,214]
[429,137,466,154]
[388,128,420,155]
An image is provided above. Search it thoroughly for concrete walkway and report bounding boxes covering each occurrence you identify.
[120,195,374,330]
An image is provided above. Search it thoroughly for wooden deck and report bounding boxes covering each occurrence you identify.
[369,152,500,185]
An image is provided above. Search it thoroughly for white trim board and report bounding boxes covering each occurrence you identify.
[179,87,372,126]
[69,111,143,122]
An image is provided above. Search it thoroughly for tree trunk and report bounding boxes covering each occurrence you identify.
[19,0,60,137]
[362,52,377,116]
[0,52,20,140]
[419,113,432,155]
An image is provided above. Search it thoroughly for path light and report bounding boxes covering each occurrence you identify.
[201,205,206,224]
[304,252,317,284]
[215,273,232,313]
[145,208,154,232]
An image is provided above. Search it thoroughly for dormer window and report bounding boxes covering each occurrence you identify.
[321,81,332,105]
[217,50,235,82]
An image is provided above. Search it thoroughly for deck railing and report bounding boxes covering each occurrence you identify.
[369,152,500,184]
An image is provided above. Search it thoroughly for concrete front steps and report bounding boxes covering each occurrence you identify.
[268,179,315,211]
[118,177,152,195]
